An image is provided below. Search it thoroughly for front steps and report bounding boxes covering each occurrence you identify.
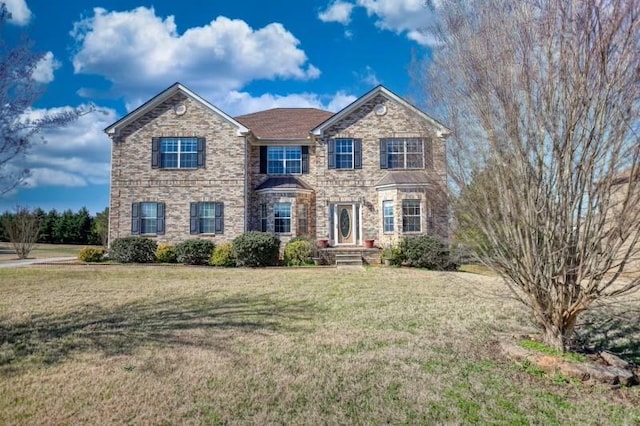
[318,247,381,266]
[335,252,364,267]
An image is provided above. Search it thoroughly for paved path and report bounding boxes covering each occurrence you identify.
[0,257,78,268]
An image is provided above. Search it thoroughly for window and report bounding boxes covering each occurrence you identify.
[297,203,308,235]
[380,138,424,169]
[267,147,302,174]
[152,137,205,169]
[131,202,165,235]
[335,139,353,169]
[328,138,362,169]
[383,200,394,233]
[274,203,291,233]
[402,200,421,233]
[260,203,268,232]
[190,202,223,234]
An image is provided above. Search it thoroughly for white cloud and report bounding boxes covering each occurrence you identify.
[218,90,357,116]
[356,0,438,46]
[19,105,116,189]
[71,7,320,105]
[318,1,355,25]
[4,0,31,25]
[31,52,61,84]
[356,65,380,86]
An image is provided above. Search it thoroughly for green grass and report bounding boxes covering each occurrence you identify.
[0,266,638,424]
[519,339,588,362]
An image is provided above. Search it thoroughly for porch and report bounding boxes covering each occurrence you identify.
[315,246,382,266]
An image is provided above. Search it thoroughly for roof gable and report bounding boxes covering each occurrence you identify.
[104,82,249,137]
[311,85,450,137]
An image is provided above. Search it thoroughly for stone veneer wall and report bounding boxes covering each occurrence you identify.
[313,94,448,245]
[108,93,247,245]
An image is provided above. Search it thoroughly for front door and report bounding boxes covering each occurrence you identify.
[337,204,354,245]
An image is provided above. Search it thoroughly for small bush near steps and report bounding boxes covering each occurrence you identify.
[283,239,313,266]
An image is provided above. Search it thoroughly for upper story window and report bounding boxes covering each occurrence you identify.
[151,137,205,169]
[268,147,302,174]
[380,137,424,169]
[328,138,362,170]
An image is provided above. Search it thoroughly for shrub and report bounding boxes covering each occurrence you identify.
[109,237,157,263]
[284,239,313,266]
[175,239,215,265]
[401,236,458,270]
[156,243,177,263]
[382,243,405,266]
[233,231,280,267]
[78,246,105,262]
[210,242,236,267]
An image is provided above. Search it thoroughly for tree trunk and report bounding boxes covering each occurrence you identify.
[541,313,579,353]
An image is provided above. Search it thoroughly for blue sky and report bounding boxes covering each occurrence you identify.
[1,0,437,215]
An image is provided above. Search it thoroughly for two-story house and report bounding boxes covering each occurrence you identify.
[104,83,450,253]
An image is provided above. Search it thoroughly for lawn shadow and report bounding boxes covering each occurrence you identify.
[573,299,640,364]
[0,293,318,369]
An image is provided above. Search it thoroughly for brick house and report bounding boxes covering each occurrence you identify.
[104,83,450,252]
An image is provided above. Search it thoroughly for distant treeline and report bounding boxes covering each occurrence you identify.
[0,207,109,246]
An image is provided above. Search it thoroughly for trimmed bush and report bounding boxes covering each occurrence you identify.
[175,239,215,265]
[284,239,313,266]
[210,242,236,267]
[233,231,280,267]
[402,236,457,270]
[109,237,157,263]
[78,246,105,262]
[156,243,177,263]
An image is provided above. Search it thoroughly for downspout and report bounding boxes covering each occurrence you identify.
[244,134,249,232]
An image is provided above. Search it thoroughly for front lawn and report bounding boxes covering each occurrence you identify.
[0,266,638,424]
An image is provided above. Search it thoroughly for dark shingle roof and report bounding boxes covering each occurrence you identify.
[376,171,433,187]
[235,108,333,139]
[255,176,313,191]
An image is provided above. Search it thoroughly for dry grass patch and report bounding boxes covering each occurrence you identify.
[0,243,89,261]
[0,266,638,424]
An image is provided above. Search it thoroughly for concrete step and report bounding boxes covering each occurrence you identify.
[335,253,363,266]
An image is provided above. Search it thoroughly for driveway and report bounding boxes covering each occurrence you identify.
[0,257,78,268]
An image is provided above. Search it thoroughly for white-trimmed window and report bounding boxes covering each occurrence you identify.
[131,202,165,235]
[382,200,394,233]
[190,202,223,234]
[402,200,421,233]
[297,203,308,235]
[156,137,202,169]
[381,138,424,169]
[268,147,302,174]
[335,139,354,169]
[260,203,268,232]
[274,203,292,233]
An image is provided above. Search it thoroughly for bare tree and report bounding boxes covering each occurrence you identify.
[419,0,640,351]
[0,3,81,195]
[2,206,40,259]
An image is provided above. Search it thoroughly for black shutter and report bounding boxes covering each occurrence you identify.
[260,146,268,174]
[131,202,140,234]
[190,202,199,234]
[156,202,165,235]
[215,202,224,234]
[380,139,388,169]
[327,139,335,169]
[197,138,206,168]
[354,139,362,169]
[424,137,432,169]
[302,146,309,174]
[151,138,160,168]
